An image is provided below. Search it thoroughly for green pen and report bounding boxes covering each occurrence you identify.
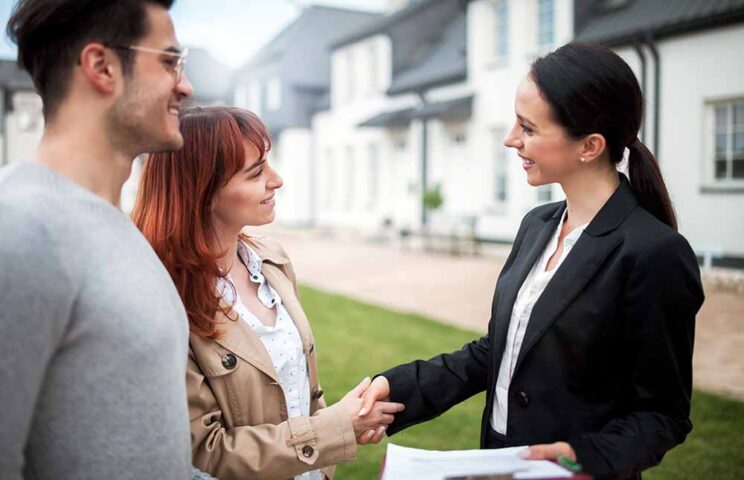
[557,455,583,473]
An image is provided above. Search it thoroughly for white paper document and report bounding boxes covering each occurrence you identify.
[382,443,573,480]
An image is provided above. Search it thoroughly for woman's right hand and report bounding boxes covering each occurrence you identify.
[335,377,404,441]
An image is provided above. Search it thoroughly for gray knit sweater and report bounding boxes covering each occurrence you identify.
[0,162,195,479]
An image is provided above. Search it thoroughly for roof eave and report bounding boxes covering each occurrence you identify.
[386,71,466,95]
[578,9,744,47]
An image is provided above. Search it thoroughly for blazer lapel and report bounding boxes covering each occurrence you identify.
[492,208,562,361]
[513,232,623,372]
[513,175,638,373]
[214,308,280,383]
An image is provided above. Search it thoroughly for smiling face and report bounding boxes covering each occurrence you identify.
[109,3,193,153]
[211,140,283,230]
[504,75,584,187]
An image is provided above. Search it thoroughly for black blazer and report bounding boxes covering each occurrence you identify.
[382,177,704,480]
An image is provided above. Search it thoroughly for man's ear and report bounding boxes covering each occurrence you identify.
[578,133,607,164]
[79,43,119,94]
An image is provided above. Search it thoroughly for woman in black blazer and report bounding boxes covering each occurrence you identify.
[357,44,704,480]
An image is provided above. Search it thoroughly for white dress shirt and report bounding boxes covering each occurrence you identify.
[218,241,319,480]
[491,210,589,435]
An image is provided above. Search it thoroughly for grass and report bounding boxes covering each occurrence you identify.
[300,285,744,480]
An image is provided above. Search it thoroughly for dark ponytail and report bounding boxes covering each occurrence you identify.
[530,43,677,230]
[627,138,677,230]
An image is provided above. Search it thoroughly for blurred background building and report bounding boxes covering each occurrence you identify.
[2,0,743,267]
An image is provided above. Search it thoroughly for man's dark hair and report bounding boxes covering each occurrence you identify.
[6,0,175,120]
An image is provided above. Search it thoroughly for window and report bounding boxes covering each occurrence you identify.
[537,185,553,203]
[234,84,249,108]
[714,101,744,181]
[537,0,555,49]
[345,146,355,209]
[493,130,509,204]
[368,43,378,92]
[368,144,380,207]
[323,149,334,209]
[266,77,282,111]
[345,50,355,101]
[248,81,262,117]
[493,1,509,59]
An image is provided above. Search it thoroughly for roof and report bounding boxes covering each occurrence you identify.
[332,0,434,49]
[359,95,473,127]
[239,5,380,75]
[387,11,466,94]
[0,59,35,90]
[574,0,744,46]
[333,0,467,95]
[183,48,233,104]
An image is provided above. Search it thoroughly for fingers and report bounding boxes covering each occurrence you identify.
[370,425,387,444]
[520,442,573,461]
[357,429,376,445]
[346,377,372,399]
[359,389,378,417]
[376,401,405,414]
[377,414,395,425]
[359,376,390,416]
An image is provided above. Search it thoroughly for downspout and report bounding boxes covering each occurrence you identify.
[645,33,661,159]
[632,41,647,142]
[417,90,429,226]
[0,89,6,166]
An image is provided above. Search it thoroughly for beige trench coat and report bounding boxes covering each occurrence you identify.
[188,235,357,479]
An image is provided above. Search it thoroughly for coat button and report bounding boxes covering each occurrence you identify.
[222,353,237,370]
[516,391,529,408]
[302,445,314,458]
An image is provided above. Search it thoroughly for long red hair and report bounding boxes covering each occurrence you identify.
[132,106,271,339]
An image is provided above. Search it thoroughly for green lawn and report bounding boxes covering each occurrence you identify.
[300,285,744,480]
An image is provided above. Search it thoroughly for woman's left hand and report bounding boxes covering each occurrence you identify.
[519,441,576,462]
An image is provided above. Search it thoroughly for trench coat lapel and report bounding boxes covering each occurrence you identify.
[245,236,320,390]
[212,236,297,384]
[513,176,638,374]
[214,307,280,383]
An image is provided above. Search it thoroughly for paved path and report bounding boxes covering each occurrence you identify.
[261,226,744,400]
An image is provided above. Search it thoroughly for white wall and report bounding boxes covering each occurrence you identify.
[467,0,573,240]
[1,91,43,166]
[272,128,313,226]
[316,34,425,231]
[652,25,744,257]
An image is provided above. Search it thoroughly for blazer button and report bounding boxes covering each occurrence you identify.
[302,445,314,458]
[516,391,530,408]
[312,389,324,400]
[222,353,237,370]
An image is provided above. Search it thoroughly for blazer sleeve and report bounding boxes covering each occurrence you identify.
[187,350,357,480]
[380,209,538,436]
[382,335,491,435]
[568,233,704,479]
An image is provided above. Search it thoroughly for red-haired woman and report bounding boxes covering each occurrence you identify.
[132,106,403,480]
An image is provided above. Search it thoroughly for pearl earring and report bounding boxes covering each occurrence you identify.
[580,157,586,163]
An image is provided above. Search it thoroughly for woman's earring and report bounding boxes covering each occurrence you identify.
[580,157,586,163]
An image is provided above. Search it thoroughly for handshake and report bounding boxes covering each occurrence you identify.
[334,376,403,445]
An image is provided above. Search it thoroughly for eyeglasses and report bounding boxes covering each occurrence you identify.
[107,45,188,84]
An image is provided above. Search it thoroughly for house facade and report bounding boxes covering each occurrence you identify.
[232,5,381,226]
[274,0,744,265]
[575,0,744,265]
[0,60,43,167]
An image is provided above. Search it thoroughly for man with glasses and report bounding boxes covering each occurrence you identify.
[0,1,211,479]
